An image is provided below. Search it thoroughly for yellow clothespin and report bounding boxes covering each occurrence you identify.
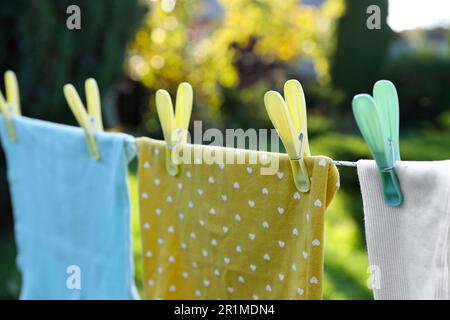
[63,78,104,160]
[155,82,193,176]
[264,79,311,192]
[0,70,21,141]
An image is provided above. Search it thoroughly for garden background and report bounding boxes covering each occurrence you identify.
[1,0,449,299]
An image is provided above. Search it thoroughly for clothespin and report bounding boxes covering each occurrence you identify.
[63,78,104,160]
[0,70,21,141]
[353,80,403,206]
[155,82,193,176]
[264,79,311,192]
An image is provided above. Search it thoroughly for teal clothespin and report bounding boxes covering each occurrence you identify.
[352,80,403,206]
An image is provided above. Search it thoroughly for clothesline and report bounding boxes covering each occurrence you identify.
[332,160,357,167]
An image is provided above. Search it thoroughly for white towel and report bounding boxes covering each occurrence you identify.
[357,160,450,300]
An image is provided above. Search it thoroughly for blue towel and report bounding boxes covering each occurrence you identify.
[0,116,137,300]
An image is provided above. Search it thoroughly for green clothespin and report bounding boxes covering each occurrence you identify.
[352,80,403,206]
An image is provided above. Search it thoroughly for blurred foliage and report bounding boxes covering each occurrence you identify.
[128,0,344,129]
[0,0,147,124]
[0,0,147,219]
[331,0,393,108]
[382,51,450,125]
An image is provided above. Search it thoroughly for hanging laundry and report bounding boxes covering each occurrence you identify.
[137,137,339,300]
[0,116,137,300]
[357,160,450,300]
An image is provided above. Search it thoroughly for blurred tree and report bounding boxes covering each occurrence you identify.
[0,0,147,220]
[382,51,450,126]
[128,0,344,129]
[331,0,393,110]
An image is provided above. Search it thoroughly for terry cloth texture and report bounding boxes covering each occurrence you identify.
[0,116,137,300]
[357,160,450,300]
[137,137,339,300]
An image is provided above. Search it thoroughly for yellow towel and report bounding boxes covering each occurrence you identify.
[137,137,339,300]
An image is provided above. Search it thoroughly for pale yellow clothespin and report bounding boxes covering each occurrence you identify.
[155,82,193,176]
[264,79,311,192]
[0,70,21,141]
[63,78,104,160]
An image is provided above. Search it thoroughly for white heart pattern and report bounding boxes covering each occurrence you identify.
[278,240,285,248]
[222,226,229,233]
[235,245,242,253]
[155,208,162,215]
[167,225,174,233]
[177,182,183,189]
[293,228,299,236]
[314,199,323,207]
[276,171,284,179]
[297,288,304,296]
[227,287,234,293]
[203,279,210,287]
[265,285,272,292]
[319,158,327,167]
[278,274,285,281]
[208,176,215,184]
[234,214,241,221]
[238,276,245,283]
[143,161,151,169]
[249,233,255,240]
[209,208,216,215]
[310,277,318,284]
[262,221,270,229]
[197,189,204,196]
[248,200,255,207]
[214,269,220,276]
[211,239,218,246]
[262,187,269,195]
[250,264,257,271]
[233,181,240,189]
[302,251,308,259]
[224,257,230,264]
[293,192,301,200]
[312,239,321,246]
[154,178,160,185]
[246,167,253,174]
[263,253,271,261]
[182,272,189,278]
[277,207,285,215]
[142,192,148,199]
[221,194,228,201]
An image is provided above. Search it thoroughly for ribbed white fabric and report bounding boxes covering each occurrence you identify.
[357,160,450,300]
